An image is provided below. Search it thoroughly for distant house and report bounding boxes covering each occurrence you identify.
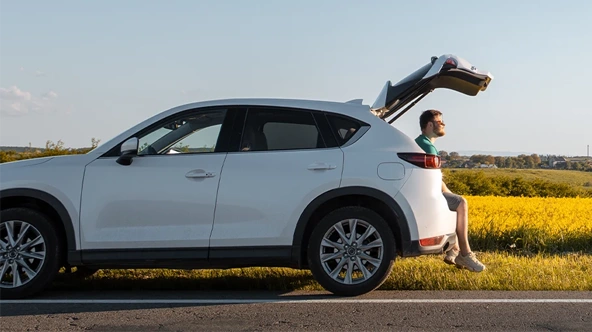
[480,164,497,169]
[548,157,567,167]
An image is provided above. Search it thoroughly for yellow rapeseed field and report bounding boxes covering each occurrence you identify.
[466,196,592,253]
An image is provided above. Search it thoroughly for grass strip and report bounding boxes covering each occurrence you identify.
[53,252,591,292]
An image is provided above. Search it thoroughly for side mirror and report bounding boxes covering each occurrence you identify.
[116,137,139,166]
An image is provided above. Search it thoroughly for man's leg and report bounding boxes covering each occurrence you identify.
[455,196,471,256]
[442,192,462,264]
[442,192,486,272]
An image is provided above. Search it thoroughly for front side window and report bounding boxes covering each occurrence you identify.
[240,108,324,152]
[137,109,227,155]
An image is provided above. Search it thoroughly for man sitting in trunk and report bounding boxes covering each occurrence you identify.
[414,109,486,272]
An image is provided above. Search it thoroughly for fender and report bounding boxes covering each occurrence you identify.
[291,186,412,267]
[0,188,78,260]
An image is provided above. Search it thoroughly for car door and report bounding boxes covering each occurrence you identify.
[79,107,231,253]
[209,106,344,253]
[371,54,494,123]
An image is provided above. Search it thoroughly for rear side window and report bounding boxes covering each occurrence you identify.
[240,108,325,152]
[326,114,364,146]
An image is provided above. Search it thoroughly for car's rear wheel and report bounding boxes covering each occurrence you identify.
[0,208,61,299]
[307,206,396,296]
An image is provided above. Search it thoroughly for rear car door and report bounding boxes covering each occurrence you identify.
[209,106,344,255]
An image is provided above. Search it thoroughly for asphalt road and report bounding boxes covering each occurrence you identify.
[1,290,591,331]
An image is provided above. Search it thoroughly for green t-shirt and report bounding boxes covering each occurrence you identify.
[415,135,439,155]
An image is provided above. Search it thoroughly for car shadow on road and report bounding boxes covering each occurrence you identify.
[0,272,347,317]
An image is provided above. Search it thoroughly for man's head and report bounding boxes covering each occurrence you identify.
[419,109,446,138]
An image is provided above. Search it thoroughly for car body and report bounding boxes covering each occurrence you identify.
[0,54,493,298]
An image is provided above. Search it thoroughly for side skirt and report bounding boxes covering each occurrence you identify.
[74,246,296,270]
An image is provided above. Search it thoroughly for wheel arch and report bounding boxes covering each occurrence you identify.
[291,186,412,269]
[0,188,77,264]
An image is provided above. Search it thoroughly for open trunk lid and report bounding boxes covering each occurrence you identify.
[371,54,493,123]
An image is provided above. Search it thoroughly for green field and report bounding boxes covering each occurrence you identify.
[444,168,592,189]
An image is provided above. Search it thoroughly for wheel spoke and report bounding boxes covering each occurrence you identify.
[359,252,382,267]
[16,258,37,279]
[0,238,8,251]
[344,260,354,284]
[321,251,343,262]
[356,257,372,280]
[348,219,358,240]
[5,221,17,247]
[321,238,344,251]
[20,235,44,251]
[359,238,383,251]
[15,224,31,247]
[0,262,8,282]
[333,222,350,245]
[357,225,376,245]
[329,258,348,279]
[21,251,45,260]
[12,261,22,287]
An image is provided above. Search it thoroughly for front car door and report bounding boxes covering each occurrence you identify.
[209,106,344,258]
[79,107,232,256]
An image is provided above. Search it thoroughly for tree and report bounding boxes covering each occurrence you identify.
[439,150,449,160]
[449,152,460,160]
[495,156,506,168]
[530,154,541,166]
[485,155,495,165]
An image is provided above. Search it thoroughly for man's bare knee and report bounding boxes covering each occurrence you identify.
[458,197,468,211]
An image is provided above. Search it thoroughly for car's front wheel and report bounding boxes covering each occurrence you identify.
[307,206,396,296]
[0,208,61,299]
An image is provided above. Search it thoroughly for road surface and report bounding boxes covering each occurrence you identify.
[1,290,591,331]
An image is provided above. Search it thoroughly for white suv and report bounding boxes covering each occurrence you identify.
[0,54,493,299]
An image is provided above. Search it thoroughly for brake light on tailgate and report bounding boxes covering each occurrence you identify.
[397,153,441,169]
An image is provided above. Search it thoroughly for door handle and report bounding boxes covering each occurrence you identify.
[307,162,337,170]
[185,169,216,178]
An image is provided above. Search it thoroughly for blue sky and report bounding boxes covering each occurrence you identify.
[1,0,590,156]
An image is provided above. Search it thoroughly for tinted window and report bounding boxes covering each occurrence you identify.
[326,114,363,146]
[240,108,324,152]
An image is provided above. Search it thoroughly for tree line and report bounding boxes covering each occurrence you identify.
[439,151,592,171]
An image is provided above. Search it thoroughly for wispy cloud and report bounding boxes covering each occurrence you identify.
[18,67,47,77]
[0,86,60,116]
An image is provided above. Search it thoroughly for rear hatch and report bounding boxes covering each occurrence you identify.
[372,54,493,123]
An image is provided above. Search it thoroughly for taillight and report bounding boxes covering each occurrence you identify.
[444,58,457,66]
[397,153,441,169]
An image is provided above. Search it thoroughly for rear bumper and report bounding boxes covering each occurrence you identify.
[400,232,457,257]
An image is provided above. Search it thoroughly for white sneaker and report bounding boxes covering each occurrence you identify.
[444,248,459,265]
[455,252,486,272]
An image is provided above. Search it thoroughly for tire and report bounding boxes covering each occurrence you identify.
[307,206,396,296]
[0,208,61,299]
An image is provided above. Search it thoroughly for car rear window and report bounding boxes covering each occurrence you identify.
[326,114,364,146]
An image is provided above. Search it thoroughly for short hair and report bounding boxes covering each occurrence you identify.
[419,109,442,130]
